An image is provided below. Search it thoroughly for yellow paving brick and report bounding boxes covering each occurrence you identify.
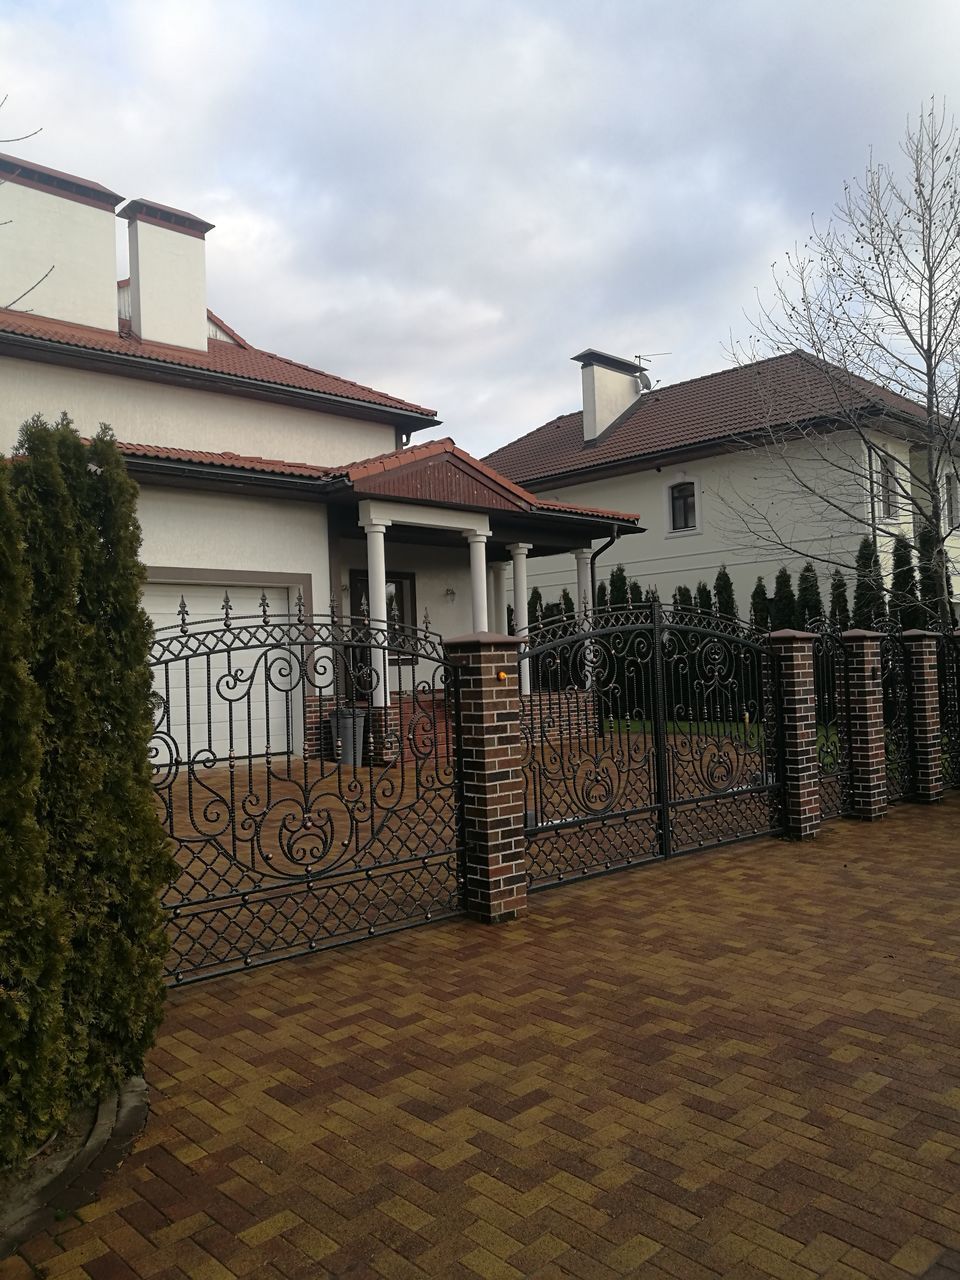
[889,1235,945,1274]
[237,1208,302,1246]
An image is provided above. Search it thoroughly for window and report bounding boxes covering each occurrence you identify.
[669,481,697,532]
[947,473,959,529]
[877,453,897,520]
[349,570,417,650]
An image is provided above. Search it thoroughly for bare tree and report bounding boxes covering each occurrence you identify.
[722,99,960,626]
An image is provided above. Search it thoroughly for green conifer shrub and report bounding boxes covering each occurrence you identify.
[694,581,713,612]
[795,562,824,627]
[852,537,886,627]
[750,577,769,629]
[713,565,736,618]
[829,571,851,630]
[890,535,922,629]
[770,567,796,630]
[673,584,693,609]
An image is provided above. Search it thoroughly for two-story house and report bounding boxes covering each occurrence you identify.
[0,152,643,657]
[485,348,956,616]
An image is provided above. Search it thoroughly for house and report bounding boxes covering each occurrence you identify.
[0,152,644,667]
[485,348,958,618]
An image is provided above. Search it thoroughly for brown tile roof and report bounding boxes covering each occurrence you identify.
[483,351,929,486]
[112,437,643,527]
[0,307,437,419]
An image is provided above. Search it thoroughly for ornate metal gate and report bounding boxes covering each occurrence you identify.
[149,595,464,983]
[937,626,960,789]
[809,619,853,819]
[875,620,914,804]
[520,603,783,888]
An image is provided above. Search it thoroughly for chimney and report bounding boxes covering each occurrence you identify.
[0,152,122,329]
[120,199,214,350]
[573,349,648,442]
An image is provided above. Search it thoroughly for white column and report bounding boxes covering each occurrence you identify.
[574,548,592,621]
[508,543,532,696]
[364,520,390,708]
[491,561,508,633]
[467,533,489,631]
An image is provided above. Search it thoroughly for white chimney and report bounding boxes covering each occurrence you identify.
[573,349,648,442]
[0,152,122,330]
[121,199,214,351]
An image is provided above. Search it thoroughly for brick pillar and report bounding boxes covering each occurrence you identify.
[902,630,942,803]
[444,633,527,923]
[769,630,820,839]
[841,630,886,820]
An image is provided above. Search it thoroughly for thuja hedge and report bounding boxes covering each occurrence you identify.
[0,415,172,1168]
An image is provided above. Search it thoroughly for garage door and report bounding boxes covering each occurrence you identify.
[145,582,298,763]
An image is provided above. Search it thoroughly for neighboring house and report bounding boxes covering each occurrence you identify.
[485,348,957,615]
[0,153,643,661]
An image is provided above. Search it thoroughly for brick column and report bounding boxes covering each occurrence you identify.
[902,630,942,803]
[769,630,820,839]
[841,630,886,820]
[444,633,527,923]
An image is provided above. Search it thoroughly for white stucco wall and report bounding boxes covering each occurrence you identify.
[0,357,398,466]
[137,484,330,615]
[523,433,890,616]
[128,220,207,351]
[0,183,118,330]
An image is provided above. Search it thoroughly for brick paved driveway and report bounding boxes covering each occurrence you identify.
[7,795,960,1280]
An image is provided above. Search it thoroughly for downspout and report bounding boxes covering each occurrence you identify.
[590,527,620,609]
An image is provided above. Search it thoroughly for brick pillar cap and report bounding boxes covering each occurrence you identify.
[901,628,939,640]
[445,631,521,649]
[768,628,815,641]
[841,628,884,640]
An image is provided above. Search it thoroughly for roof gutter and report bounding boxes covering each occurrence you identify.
[124,455,341,493]
[0,331,440,432]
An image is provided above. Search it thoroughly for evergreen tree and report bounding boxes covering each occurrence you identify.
[795,562,824,627]
[852,536,886,627]
[829,571,851,631]
[71,427,172,1092]
[694,580,713,613]
[506,602,514,634]
[673,584,693,609]
[542,600,562,623]
[596,581,608,611]
[559,587,575,618]
[750,577,769,629]
[628,579,643,607]
[0,461,66,1166]
[528,584,543,624]
[917,521,941,622]
[713,565,736,618]
[12,415,102,1106]
[609,563,628,608]
[890,535,922,629]
[770,567,797,630]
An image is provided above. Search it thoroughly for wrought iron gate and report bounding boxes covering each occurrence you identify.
[149,596,464,983]
[937,626,960,789]
[875,620,914,804]
[809,619,853,819]
[520,604,783,888]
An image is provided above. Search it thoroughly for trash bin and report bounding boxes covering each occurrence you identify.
[328,709,367,765]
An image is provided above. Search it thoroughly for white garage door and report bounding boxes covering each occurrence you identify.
[145,582,302,764]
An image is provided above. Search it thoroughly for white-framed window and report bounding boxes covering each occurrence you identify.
[667,479,698,533]
[877,452,897,520]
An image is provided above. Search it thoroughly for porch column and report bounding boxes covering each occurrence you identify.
[508,542,532,696]
[491,561,508,633]
[467,533,489,631]
[574,547,592,619]
[364,519,390,709]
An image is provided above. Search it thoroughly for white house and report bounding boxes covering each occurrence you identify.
[0,152,643,654]
[485,348,958,618]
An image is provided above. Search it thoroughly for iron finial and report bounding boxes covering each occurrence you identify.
[178,595,189,634]
[259,590,270,623]
[296,588,305,623]
[222,590,233,629]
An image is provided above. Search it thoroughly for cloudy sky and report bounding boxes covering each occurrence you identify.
[1,0,958,454]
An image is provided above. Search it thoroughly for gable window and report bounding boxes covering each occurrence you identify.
[669,481,697,532]
[877,453,897,520]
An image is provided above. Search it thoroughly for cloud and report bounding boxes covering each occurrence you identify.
[2,0,959,453]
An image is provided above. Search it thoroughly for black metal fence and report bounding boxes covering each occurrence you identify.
[520,604,784,888]
[937,627,960,790]
[809,619,853,819]
[149,597,464,984]
[874,620,915,804]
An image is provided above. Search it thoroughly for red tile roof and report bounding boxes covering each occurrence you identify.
[0,306,437,419]
[112,437,643,527]
[484,351,929,486]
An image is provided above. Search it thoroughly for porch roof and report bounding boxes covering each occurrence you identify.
[115,436,646,551]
